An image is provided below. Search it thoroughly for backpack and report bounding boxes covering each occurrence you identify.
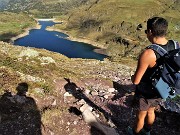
[147,40,180,99]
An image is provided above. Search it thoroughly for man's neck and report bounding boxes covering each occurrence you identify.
[152,37,168,45]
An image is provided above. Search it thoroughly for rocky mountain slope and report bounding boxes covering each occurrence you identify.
[0,1,180,134]
[0,41,179,135]
[0,41,131,134]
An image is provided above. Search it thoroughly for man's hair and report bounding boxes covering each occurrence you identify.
[147,17,168,37]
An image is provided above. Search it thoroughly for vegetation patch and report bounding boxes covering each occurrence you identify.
[0,12,36,42]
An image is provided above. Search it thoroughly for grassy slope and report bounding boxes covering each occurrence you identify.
[0,12,36,42]
[0,9,133,93]
[0,41,133,96]
[1,0,180,63]
[54,0,180,62]
[0,0,179,66]
[0,9,132,92]
[0,10,133,95]
[3,0,89,18]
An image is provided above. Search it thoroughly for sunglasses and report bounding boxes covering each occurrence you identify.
[145,30,148,34]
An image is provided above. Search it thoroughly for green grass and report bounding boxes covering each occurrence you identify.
[41,107,69,133]
[54,0,180,61]
[0,12,36,41]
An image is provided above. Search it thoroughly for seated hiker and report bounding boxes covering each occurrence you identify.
[127,17,180,135]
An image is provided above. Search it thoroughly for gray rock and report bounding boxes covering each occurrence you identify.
[19,48,39,58]
[80,104,119,135]
[108,88,116,93]
[160,98,180,113]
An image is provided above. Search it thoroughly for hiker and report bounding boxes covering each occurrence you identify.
[127,17,180,135]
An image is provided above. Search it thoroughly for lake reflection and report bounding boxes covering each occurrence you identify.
[14,20,106,60]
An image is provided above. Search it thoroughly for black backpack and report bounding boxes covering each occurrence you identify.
[147,40,180,99]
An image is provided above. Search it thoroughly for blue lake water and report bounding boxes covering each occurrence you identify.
[14,21,107,60]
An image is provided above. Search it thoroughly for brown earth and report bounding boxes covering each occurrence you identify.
[0,77,179,135]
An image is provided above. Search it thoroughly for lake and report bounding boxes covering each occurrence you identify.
[14,20,107,60]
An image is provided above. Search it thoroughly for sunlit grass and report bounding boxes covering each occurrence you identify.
[0,12,36,41]
[54,0,180,61]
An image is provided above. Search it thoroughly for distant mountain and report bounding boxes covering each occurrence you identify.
[1,0,90,17]
[3,0,39,11]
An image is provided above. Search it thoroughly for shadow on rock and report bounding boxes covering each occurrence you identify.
[107,80,136,134]
[0,82,42,135]
[64,78,118,135]
[111,80,180,135]
[64,78,110,119]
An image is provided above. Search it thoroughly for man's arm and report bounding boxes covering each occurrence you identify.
[132,49,156,85]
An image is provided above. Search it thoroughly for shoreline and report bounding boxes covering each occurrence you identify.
[46,27,108,55]
[37,18,55,21]
[10,23,41,44]
[46,27,106,49]
[10,19,108,56]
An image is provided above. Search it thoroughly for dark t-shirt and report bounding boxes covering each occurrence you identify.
[141,40,175,82]
[136,40,175,98]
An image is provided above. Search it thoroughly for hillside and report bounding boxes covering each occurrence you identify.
[1,0,90,18]
[54,0,180,61]
[0,41,131,135]
[1,0,180,62]
[0,41,179,135]
[0,12,36,42]
[0,1,180,134]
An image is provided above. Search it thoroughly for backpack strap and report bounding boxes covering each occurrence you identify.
[146,44,168,56]
[146,40,180,56]
[171,40,180,49]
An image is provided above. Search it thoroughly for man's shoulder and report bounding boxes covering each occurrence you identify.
[141,48,155,58]
[138,47,156,67]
